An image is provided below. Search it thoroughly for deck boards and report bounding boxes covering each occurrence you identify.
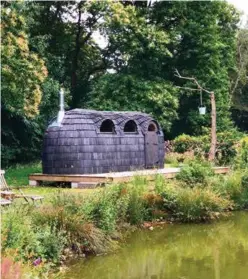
[29,167,230,187]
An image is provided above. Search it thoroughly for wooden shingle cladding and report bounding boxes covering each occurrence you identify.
[42,109,165,174]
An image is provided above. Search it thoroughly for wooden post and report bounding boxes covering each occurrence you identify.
[174,70,218,162]
[208,92,217,161]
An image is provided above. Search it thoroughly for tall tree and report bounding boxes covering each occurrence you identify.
[231,25,248,131]
[87,1,178,132]
[1,2,49,166]
[1,3,48,118]
[151,1,240,136]
[27,0,108,108]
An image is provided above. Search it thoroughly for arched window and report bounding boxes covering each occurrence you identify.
[100,119,115,133]
[148,122,158,132]
[124,120,137,133]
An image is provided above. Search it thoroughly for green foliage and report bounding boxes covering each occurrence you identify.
[234,137,248,169]
[172,130,244,165]
[1,206,65,264]
[93,188,119,232]
[152,1,240,136]
[1,4,47,118]
[2,0,245,165]
[5,162,42,187]
[172,188,231,222]
[87,74,178,132]
[2,165,248,274]
[176,160,214,186]
[231,26,248,132]
[210,170,248,209]
[154,174,166,194]
[173,134,204,153]
[159,183,231,222]
[127,177,148,225]
[241,171,248,188]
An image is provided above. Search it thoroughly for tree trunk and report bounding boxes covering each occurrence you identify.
[208,92,217,161]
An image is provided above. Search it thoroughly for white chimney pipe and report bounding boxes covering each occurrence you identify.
[57,88,65,125]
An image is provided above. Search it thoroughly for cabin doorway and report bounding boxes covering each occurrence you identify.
[145,122,159,168]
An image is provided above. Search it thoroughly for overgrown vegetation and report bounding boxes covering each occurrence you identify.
[165,132,247,166]
[2,143,248,278]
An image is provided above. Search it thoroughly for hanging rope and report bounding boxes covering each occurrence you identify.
[200,89,203,107]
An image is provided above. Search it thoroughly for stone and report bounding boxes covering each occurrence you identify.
[29,180,39,186]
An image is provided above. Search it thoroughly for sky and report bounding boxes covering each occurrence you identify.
[227,0,248,26]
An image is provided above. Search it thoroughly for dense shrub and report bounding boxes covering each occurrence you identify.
[33,196,116,255]
[209,170,248,209]
[1,207,65,264]
[175,160,214,186]
[173,134,202,153]
[172,130,244,165]
[234,136,248,169]
[173,188,231,221]
[161,184,231,222]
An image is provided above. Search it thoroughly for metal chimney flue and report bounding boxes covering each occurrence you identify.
[57,88,65,125]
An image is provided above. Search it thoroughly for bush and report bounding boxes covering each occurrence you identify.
[172,130,244,165]
[176,160,214,186]
[161,185,231,222]
[92,187,119,232]
[210,170,248,209]
[33,198,116,255]
[126,176,148,225]
[174,188,231,221]
[1,206,66,264]
[173,134,201,153]
[234,136,248,169]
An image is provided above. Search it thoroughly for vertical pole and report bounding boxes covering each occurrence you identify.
[208,92,217,161]
[59,88,64,112]
[57,88,65,125]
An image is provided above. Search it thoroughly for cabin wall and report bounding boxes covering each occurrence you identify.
[42,109,165,175]
[43,129,146,174]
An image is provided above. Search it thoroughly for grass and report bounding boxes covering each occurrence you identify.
[5,162,42,187]
[4,162,96,206]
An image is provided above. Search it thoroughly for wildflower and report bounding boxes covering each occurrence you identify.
[33,257,42,266]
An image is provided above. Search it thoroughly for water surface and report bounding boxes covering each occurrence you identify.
[63,212,248,279]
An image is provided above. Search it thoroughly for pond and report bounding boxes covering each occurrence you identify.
[62,212,248,279]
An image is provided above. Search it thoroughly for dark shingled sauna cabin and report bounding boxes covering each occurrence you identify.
[42,105,165,175]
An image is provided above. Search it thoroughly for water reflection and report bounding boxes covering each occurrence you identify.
[62,212,248,279]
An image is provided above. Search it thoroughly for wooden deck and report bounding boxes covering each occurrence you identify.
[29,166,230,188]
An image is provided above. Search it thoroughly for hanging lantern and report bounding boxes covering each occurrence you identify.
[199,106,206,115]
[198,89,206,115]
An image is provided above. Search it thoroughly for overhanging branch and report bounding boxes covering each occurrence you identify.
[174,69,213,94]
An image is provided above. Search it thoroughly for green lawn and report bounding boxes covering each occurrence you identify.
[5,162,42,187]
[3,162,97,205]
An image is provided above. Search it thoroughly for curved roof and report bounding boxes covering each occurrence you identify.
[47,109,161,135]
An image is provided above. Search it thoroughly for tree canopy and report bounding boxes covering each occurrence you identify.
[1,0,247,166]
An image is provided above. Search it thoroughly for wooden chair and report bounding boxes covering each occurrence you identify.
[0,198,12,206]
[0,170,44,205]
